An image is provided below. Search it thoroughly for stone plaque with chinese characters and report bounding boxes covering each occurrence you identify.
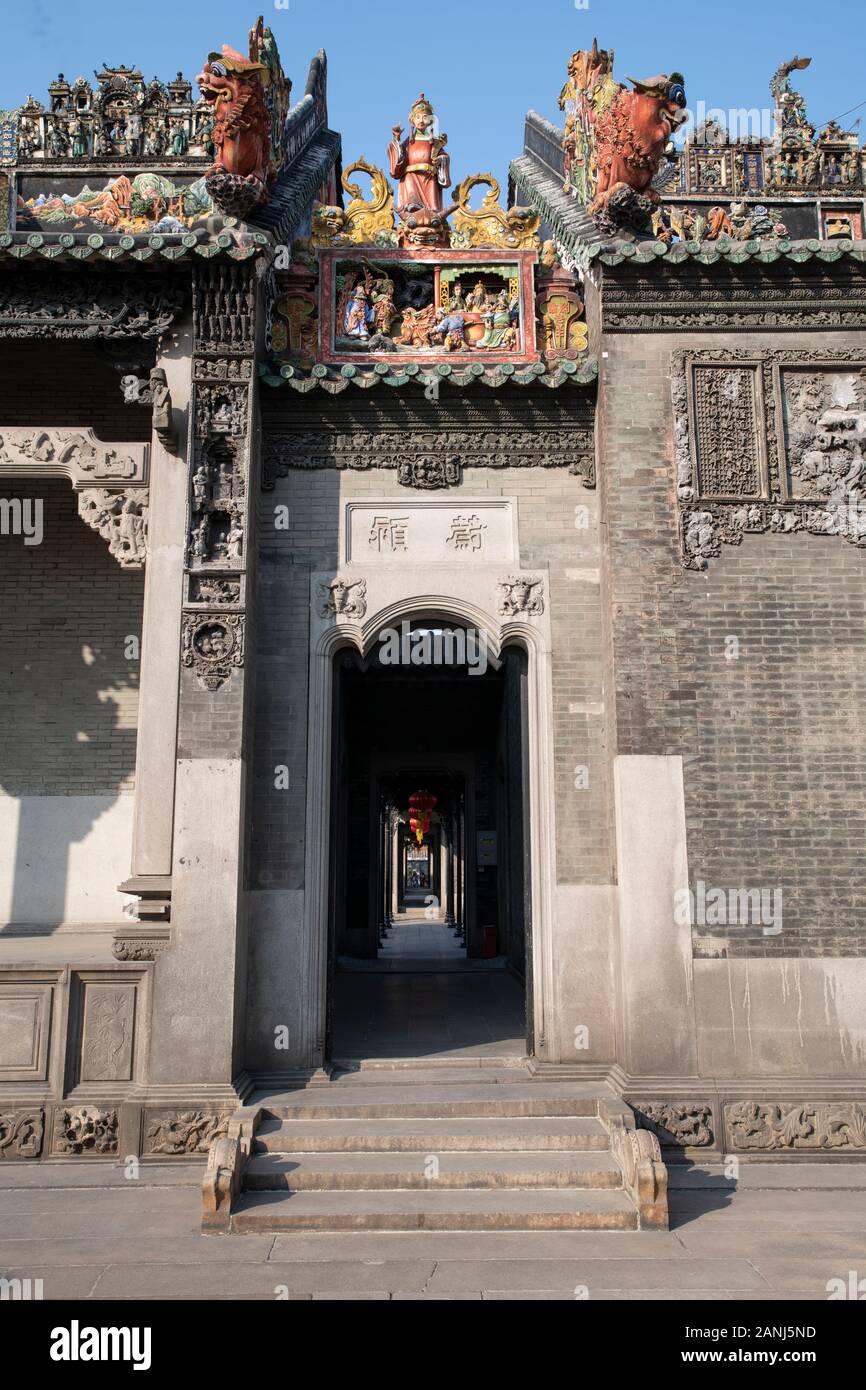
[344,499,517,564]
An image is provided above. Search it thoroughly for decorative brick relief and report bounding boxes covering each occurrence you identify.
[672,349,866,568]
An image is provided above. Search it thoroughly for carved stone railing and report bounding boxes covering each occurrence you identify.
[201,1105,262,1233]
[599,1094,669,1229]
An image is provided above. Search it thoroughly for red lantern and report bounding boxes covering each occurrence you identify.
[408,790,437,845]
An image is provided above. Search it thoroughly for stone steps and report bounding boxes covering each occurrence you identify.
[244,1150,622,1191]
[230,1187,638,1233]
[203,1068,667,1235]
[253,1116,610,1154]
[258,1083,599,1121]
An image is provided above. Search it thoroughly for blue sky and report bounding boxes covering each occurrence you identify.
[2,0,864,191]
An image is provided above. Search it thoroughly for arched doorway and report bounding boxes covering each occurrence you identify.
[301,592,558,1067]
[327,630,531,1061]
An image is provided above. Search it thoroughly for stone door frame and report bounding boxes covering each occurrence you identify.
[301,582,559,1066]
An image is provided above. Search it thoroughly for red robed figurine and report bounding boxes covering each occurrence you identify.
[388,94,451,213]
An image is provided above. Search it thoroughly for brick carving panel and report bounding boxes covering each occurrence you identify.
[673,349,866,568]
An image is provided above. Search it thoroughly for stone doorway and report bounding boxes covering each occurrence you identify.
[326,634,531,1061]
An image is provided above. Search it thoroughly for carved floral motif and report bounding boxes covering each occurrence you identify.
[727,1101,866,1151]
[53,1106,119,1155]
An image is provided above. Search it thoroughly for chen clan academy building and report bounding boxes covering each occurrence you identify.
[1,22,865,1233]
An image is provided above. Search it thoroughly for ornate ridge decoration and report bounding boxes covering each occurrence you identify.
[53,1106,119,1156]
[726,1101,866,1151]
[558,41,687,236]
[181,612,245,690]
[78,488,148,568]
[145,1109,232,1155]
[261,426,596,491]
[671,348,866,568]
[632,1102,715,1147]
[197,16,290,218]
[0,1108,44,1159]
[318,576,366,619]
[498,575,545,617]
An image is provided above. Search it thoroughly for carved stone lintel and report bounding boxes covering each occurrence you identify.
[53,1106,119,1156]
[498,575,545,617]
[632,1101,714,1147]
[318,576,367,620]
[181,611,244,690]
[261,424,596,492]
[727,1100,866,1151]
[0,427,147,485]
[78,487,148,567]
[0,1108,45,1159]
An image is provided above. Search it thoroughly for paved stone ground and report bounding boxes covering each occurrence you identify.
[2,1162,865,1300]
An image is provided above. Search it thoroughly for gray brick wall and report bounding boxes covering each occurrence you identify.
[0,480,143,795]
[598,327,866,958]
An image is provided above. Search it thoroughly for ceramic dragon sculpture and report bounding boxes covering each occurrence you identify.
[560,42,687,237]
[197,19,279,218]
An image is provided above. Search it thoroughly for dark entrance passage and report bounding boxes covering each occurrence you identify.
[327,628,531,1061]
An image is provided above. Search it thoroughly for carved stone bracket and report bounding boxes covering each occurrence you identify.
[0,1107,44,1159]
[726,1100,866,1151]
[181,611,245,690]
[78,487,148,568]
[672,348,866,568]
[498,574,545,617]
[318,576,367,620]
[632,1101,715,1147]
[0,427,148,485]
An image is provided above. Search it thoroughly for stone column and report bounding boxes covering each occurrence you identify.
[121,324,192,923]
[147,261,260,1097]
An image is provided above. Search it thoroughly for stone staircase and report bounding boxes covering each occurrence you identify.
[201,1062,668,1234]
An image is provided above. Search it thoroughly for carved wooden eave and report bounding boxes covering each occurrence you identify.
[0,426,149,567]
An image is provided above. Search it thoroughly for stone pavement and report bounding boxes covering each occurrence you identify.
[2,1161,865,1300]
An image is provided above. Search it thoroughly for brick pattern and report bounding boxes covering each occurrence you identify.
[0,480,143,795]
[598,329,866,958]
[250,389,610,890]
